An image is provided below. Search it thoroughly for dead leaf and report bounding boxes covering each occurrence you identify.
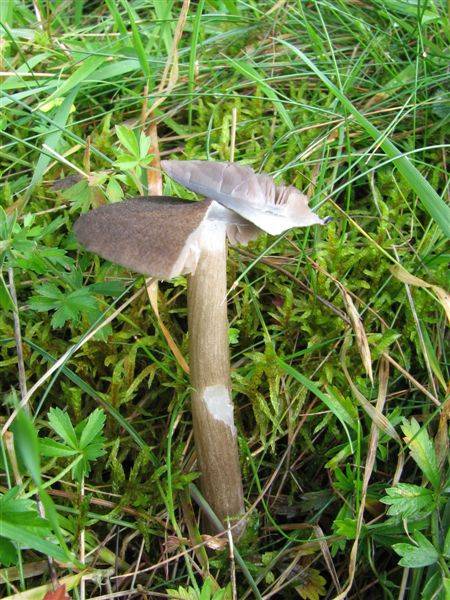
[294,567,327,600]
[201,534,227,551]
[436,392,450,468]
[43,584,70,600]
[390,265,450,324]
[433,287,450,324]
[164,535,189,553]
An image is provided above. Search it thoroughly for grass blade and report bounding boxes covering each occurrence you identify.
[26,87,79,201]
[119,0,153,84]
[278,39,450,238]
[44,55,106,104]
[227,58,295,131]
[278,358,357,430]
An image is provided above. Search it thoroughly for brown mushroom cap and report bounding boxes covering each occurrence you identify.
[74,197,213,279]
[74,197,259,280]
[162,160,324,235]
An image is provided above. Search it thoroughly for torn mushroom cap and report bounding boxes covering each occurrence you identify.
[162,160,325,236]
[74,197,259,280]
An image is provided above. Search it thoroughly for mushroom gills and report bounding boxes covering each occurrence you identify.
[162,159,324,235]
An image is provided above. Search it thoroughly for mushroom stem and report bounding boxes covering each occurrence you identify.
[187,225,245,538]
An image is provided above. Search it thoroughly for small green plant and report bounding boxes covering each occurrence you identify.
[0,208,69,310]
[0,487,68,567]
[113,125,154,194]
[40,407,106,481]
[0,406,106,570]
[1,408,75,569]
[380,418,449,597]
[28,270,124,332]
[167,577,232,600]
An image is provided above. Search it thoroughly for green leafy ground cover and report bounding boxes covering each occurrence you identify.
[1,0,449,598]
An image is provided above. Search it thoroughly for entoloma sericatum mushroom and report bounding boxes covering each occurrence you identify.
[74,160,324,537]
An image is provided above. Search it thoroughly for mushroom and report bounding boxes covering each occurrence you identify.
[161,160,324,235]
[74,161,324,538]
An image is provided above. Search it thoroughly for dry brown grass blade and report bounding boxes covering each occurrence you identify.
[4,432,23,485]
[146,114,163,196]
[390,265,450,324]
[8,268,28,402]
[180,494,210,573]
[333,356,394,599]
[141,83,163,196]
[0,561,49,584]
[341,336,400,442]
[146,280,190,374]
[146,0,190,115]
[381,352,441,407]
[339,283,373,383]
[436,392,450,468]
[312,524,341,594]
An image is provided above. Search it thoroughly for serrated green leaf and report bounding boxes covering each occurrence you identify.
[401,418,440,489]
[83,441,106,461]
[115,125,139,156]
[114,154,140,170]
[62,179,92,213]
[23,338,152,456]
[334,517,358,540]
[79,408,106,449]
[139,131,152,158]
[199,577,212,600]
[393,531,439,568]
[166,586,197,600]
[47,407,78,449]
[105,177,124,203]
[40,438,78,458]
[29,284,99,329]
[380,483,435,518]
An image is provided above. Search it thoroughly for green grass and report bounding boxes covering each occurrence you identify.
[1,1,449,599]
